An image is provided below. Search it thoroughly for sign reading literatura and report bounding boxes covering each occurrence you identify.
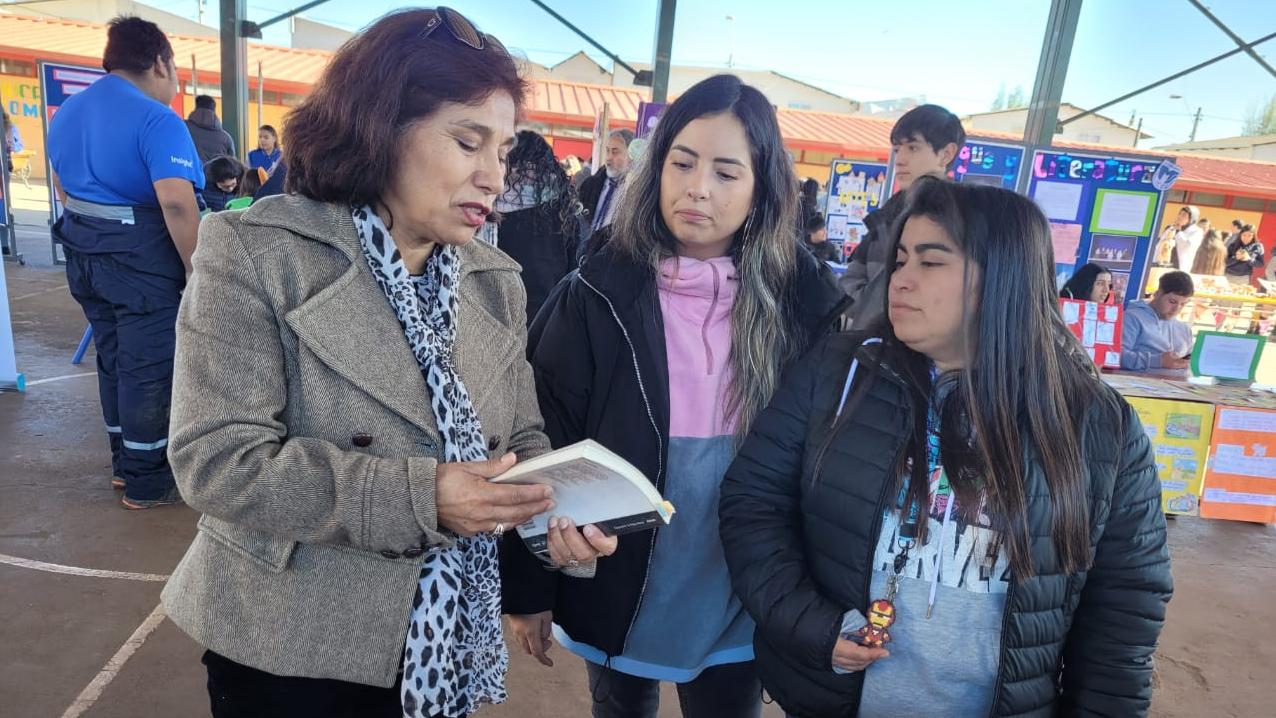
[1032,151,1158,186]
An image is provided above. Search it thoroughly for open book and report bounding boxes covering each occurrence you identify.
[492,440,675,558]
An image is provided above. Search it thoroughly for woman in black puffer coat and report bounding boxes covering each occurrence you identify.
[720,177,1172,717]
[495,130,585,323]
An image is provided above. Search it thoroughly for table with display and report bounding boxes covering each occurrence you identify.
[1104,372,1276,523]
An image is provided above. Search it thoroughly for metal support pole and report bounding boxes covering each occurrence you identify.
[1133,117,1143,147]
[651,0,676,104]
[191,53,198,97]
[527,0,645,79]
[257,61,264,133]
[220,0,249,158]
[1017,0,1083,194]
[1190,106,1202,142]
[1061,30,1276,128]
[1186,0,1276,79]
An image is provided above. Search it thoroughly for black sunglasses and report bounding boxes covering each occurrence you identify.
[421,6,507,54]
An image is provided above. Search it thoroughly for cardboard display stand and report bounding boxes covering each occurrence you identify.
[1126,396,1215,516]
[1028,149,1175,304]
[824,159,889,249]
[951,138,1025,190]
[1059,298,1123,369]
[1200,405,1276,523]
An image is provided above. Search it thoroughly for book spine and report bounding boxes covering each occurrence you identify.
[518,511,667,556]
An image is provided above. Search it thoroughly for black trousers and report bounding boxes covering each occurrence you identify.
[203,650,455,718]
[584,660,763,718]
[57,209,184,501]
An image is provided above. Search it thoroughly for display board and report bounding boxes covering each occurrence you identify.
[38,61,106,264]
[951,138,1024,189]
[1200,406,1276,523]
[1127,396,1215,516]
[1028,149,1175,303]
[1059,298,1123,368]
[824,159,889,245]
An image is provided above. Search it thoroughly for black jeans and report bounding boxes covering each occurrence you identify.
[203,650,448,718]
[585,660,763,718]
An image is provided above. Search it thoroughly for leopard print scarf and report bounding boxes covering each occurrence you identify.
[353,206,507,718]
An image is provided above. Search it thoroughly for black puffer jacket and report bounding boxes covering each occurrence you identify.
[496,203,581,324]
[500,242,847,656]
[720,333,1172,717]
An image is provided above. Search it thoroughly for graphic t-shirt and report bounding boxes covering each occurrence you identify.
[852,399,1012,717]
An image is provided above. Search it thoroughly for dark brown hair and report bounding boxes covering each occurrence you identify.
[284,8,527,207]
[103,16,173,74]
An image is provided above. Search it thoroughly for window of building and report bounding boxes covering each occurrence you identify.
[1166,189,1187,202]
[0,59,35,77]
[802,150,838,165]
[1188,191,1226,207]
[1231,196,1266,211]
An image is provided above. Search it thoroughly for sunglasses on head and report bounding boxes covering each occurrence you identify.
[421,6,507,54]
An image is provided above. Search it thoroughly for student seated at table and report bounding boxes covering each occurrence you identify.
[1059,262,1112,303]
[1121,271,1193,375]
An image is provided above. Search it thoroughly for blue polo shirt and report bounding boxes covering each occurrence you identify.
[48,74,203,207]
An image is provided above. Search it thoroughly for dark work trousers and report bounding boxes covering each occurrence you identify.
[203,650,448,718]
[55,206,184,501]
[585,660,763,718]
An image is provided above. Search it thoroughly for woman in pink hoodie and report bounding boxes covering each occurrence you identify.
[501,75,846,718]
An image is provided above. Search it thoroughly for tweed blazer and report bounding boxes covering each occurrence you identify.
[161,194,551,687]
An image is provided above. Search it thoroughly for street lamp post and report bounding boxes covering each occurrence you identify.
[1170,94,1203,142]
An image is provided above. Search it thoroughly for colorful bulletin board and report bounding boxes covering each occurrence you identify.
[950,139,1024,189]
[1059,298,1123,368]
[1028,149,1175,303]
[1127,396,1215,516]
[1200,406,1276,523]
[825,160,889,245]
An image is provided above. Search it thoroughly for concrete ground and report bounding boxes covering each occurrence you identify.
[2,185,1274,717]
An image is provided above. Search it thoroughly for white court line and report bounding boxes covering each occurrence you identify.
[24,372,97,386]
[59,602,167,718]
[0,552,169,582]
[9,284,68,302]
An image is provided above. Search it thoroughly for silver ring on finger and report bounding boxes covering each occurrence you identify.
[494,523,505,536]
[567,558,580,568]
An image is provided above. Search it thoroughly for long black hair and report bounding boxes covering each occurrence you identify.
[502,129,581,238]
[817,177,1112,578]
[1060,263,1111,302]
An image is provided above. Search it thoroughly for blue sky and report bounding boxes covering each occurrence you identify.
[158,0,1274,145]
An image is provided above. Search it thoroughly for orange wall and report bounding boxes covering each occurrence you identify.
[2,72,47,178]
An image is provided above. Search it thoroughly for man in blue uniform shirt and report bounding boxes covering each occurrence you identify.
[48,16,203,509]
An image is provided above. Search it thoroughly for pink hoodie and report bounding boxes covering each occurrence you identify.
[657,255,738,439]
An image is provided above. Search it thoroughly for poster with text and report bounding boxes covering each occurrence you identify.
[1127,396,1215,516]
[39,62,106,223]
[951,139,1024,189]
[825,160,889,244]
[1059,298,1123,369]
[1201,406,1276,523]
[1028,149,1169,304]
